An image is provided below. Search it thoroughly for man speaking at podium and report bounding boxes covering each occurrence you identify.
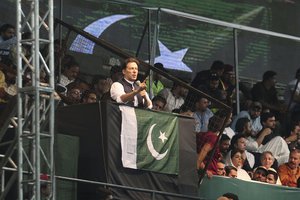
[110,57,152,109]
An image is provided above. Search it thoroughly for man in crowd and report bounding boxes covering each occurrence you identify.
[278,148,300,187]
[225,166,237,178]
[193,96,213,132]
[231,101,263,136]
[158,81,187,112]
[151,95,166,111]
[110,57,152,108]
[219,134,231,160]
[252,166,268,182]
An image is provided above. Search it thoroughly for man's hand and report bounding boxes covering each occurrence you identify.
[137,79,147,92]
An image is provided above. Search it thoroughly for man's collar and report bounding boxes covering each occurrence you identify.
[124,78,134,85]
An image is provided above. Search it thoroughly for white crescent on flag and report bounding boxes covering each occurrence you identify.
[147,124,168,160]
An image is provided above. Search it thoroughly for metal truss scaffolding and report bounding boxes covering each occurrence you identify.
[13,0,55,199]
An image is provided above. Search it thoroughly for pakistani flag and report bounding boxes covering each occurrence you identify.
[120,106,179,175]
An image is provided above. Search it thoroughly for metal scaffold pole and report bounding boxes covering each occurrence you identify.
[15,0,55,199]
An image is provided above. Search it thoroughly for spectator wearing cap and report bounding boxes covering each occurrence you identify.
[146,63,165,97]
[278,148,300,187]
[252,166,268,182]
[197,72,226,109]
[231,101,263,136]
[251,70,286,119]
[266,168,279,185]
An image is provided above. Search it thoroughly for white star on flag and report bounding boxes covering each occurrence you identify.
[158,131,168,143]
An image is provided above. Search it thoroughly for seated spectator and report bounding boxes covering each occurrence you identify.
[198,73,226,107]
[158,81,187,112]
[225,148,251,181]
[285,122,300,150]
[193,96,213,132]
[220,64,235,105]
[225,166,238,178]
[151,95,166,111]
[256,112,290,165]
[146,62,166,96]
[0,62,16,111]
[110,57,152,108]
[278,149,300,187]
[197,115,224,176]
[266,168,279,185]
[251,70,285,119]
[284,68,300,112]
[59,61,80,87]
[0,24,16,62]
[92,75,111,100]
[81,90,97,104]
[216,161,226,176]
[231,101,263,136]
[219,134,231,161]
[227,134,256,172]
[260,151,278,170]
[252,166,268,182]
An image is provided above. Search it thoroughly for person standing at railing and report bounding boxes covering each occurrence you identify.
[110,57,152,109]
[251,70,286,121]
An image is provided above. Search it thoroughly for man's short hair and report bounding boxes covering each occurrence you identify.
[225,165,237,176]
[230,134,246,150]
[262,70,276,82]
[235,117,250,133]
[210,60,224,71]
[250,101,262,111]
[152,95,166,105]
[0,23,15,33]
[220,134,230,142]
[222,193,239,200]
[260,112,275,124]
[122,57,139,70]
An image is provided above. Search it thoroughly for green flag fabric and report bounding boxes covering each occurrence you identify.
[120,106,179,175]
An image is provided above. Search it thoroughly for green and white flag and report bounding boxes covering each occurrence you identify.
[120,106,179,175]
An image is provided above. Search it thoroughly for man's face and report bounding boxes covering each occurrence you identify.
[228,169,237,178]
[288,151,300,170]
[263,116,276,129]
[65,66,79,81]
[266,174,276,184]
[179,86,188,98]
[244,122,252,135]
[123,62,138,81]
[235,138,246,152]
[86,93,97,103]
[216,162,225,176]
[2,28,15,40]
[250,108,261,119]
[195,98,209,112]
[219,140,230,153]
[152,100,165,111]
[253,169,267,182]
[209,80,219,90]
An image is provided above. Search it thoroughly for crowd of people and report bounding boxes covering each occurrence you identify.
[1,22,300,197]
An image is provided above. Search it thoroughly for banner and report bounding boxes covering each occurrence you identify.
[120,106,179,175]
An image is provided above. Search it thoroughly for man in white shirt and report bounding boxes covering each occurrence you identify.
[110,57,152,108]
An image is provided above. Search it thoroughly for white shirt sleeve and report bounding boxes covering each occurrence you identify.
[110,82,126,103]
[245,137,259,152]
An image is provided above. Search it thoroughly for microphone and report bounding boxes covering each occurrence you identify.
[136,80,141,86]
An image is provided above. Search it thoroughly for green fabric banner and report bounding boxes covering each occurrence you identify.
[120,106,179,175]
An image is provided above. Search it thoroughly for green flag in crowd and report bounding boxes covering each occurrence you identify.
[120,106,179,175]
